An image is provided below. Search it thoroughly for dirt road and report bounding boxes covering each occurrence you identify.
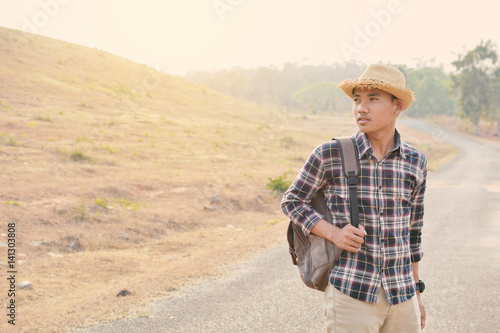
[75,121,500,333]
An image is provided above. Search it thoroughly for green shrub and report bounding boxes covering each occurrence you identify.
[114,196,143,210]
[4,200,21,206]
[266,175,292,193]
[70,149,90,162]
[94,198,109,208]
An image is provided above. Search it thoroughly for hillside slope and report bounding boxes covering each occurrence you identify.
[0,27,359,332]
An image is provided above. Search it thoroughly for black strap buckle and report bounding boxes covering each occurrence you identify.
[347,171,357,189]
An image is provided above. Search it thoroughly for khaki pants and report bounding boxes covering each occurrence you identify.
[324,283,421,333]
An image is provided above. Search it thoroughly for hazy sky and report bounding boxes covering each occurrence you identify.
[0,0,497,75]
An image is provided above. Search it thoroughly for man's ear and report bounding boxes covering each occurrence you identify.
[394,99,405,116]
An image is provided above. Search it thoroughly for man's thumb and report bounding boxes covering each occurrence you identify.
[359,224,367,236]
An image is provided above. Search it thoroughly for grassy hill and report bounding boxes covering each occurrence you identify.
[0,26,457,332]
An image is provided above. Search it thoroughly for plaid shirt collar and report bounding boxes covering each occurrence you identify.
[354,129,407,160]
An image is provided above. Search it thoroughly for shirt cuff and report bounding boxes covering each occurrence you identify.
[301,211,324,235]
[410,245,423,262]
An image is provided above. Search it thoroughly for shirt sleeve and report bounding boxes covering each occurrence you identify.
[409,154,427,262]
[281,144,328,235]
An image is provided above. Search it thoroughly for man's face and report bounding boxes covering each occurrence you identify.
[352,88,403,136]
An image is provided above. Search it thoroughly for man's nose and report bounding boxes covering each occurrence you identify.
[356,100,369,113]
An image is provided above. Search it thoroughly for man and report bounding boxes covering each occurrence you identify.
[281,64,427,332]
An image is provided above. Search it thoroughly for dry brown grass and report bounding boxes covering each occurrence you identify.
[0,27,457,332]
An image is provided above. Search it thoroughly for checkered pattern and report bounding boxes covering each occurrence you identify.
[281,130,427,305]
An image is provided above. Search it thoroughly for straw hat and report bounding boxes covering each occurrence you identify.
[338,64,416,110]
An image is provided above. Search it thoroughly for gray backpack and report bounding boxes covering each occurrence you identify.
[286,137,360,291]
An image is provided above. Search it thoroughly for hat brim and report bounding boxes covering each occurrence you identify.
[339,79,415,111]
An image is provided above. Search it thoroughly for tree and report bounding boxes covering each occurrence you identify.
[451,40,499,133]
[292,81,340,113]
[489,74,500,134]
[405,66,456,118]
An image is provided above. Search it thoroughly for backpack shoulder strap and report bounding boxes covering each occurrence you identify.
[336,137,360,177]
[335,137,360,227]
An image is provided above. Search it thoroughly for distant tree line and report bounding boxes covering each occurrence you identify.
[186,61,456,117]
[185,62,365,113]
[186,41,500,134]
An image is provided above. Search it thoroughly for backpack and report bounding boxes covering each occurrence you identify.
[286,137,360,292]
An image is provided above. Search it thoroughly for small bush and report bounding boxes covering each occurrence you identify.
[75,199,87,220]
[5,135,18,146]
[75,136,93,143]
[114,84,137,98]
[4,200,21,206]
[266,175,292,193]
[36,115,52,122]
[94,198,109,208]
[70,149,90,162]
[104,145,117,154]
[114,196,143,210]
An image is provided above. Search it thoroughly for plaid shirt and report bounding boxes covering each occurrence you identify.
[281,130,427,305]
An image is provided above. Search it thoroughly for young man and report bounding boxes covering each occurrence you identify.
[281,64,427,332]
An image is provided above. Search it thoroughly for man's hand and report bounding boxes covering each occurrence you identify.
[310,220,366,253]
[417,292,426,330]
[332,224,367,253]
[412,262,425,330]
